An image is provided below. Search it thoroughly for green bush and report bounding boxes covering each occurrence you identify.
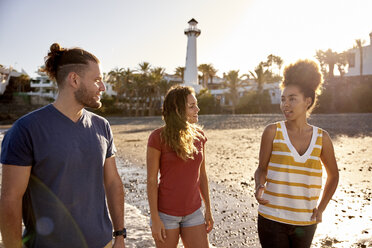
[92,94,122,116]
[352,83,372,112]
[197,89,217,114]
[314,86,334,113]
[315,79,372,113]
[236,91,273,114]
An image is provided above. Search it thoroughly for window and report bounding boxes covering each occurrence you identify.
[348,53,355,68]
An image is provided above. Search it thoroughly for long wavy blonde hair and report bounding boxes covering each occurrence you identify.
[161,85,203,160]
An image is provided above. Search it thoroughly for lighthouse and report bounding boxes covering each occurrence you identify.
[183,18,201,93]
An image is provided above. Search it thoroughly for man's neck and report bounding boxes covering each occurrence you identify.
[53,96,84,123]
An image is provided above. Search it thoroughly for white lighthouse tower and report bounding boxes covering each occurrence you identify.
[184,18,201,93]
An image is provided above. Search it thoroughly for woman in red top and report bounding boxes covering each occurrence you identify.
[147,85,214,248]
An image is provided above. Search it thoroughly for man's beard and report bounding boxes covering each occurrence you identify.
[74,83,102,109]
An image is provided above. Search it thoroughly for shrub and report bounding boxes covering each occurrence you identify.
[352,83,372,112]
[197,89,217,114]
[236,91,273,114]
[92,94,122,116]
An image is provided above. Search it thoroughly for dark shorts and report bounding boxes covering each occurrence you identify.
[258,215,317,248]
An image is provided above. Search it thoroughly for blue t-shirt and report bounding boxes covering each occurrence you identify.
[1,104,116,248]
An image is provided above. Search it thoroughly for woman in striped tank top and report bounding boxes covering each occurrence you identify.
[254,60,339,248]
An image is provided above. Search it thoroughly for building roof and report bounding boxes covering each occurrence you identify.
[188,18,198,24]
[0,67,27,77]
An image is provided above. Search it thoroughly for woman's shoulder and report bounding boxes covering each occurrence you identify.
[310,124,327,136]
[316,126,330,140]
[151,127,163,134]
[148,127,164,141]
[261,123,278,141]
[265,123,279,132]
[148,127,165,148]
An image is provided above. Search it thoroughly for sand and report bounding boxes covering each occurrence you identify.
[109,113,372,248]
[1,113,372,247]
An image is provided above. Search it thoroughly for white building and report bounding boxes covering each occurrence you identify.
[28,71,58,101]
[163,73,182,83]
[183,18,202,93]
[102,73,117,97]
[26,72,117,105]
[27,74,117,104]
[210,82,281,106]
[0,66,27,95]
[264,82,281,104]
[205,76,225,89]
[104,82,117,96]
[210,86,253,106]
[346,32,372,77]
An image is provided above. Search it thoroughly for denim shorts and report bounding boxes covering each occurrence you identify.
[150,208,205,229]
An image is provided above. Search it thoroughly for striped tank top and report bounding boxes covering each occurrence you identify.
[258,121,323,225]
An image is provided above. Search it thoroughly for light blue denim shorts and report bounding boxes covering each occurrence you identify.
[150,208,205,230]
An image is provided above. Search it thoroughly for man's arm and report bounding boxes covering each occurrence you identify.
[103,156,125,248]
[0,164,31,248]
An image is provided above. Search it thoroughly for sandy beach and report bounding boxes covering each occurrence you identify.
[1,113,372,247]
[109,113,372,248]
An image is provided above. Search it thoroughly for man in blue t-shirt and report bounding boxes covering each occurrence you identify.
[0,43,126,248]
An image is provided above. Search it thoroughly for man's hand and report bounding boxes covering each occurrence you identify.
[112,236,125,248]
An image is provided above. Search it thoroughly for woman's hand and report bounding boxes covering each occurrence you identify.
[255,184,269,205]
[151,216,166,243]
[205,209,214,233]
[311,208,323,223]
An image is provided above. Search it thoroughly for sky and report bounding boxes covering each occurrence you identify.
[0,0,371,78]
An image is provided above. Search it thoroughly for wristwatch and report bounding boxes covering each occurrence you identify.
[113,228,127,238]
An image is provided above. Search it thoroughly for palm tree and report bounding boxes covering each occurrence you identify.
[159,79,177,98]
[138,62,151,77]
[223,70,243,114]
[198,64,218,88]
[108,67,125,104]
[134,62,152,116]
[355,39,364,82]
[250,61,279,113]
[122,68,134,115]
[315,50,328,77]
[315,49,338,79]
[148,67,165,116]
[264,54,284,77]
[273,56,284,76]
[249,62,269,93]
[198,64,210,88]
[324,49,339,79]
[208,65,218,85]
[13,74,31,92]
[174,66,185,83]
[336,52,348,78]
